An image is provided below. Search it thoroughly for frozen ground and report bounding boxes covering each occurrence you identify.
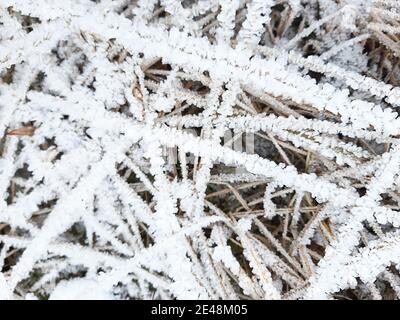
[1,0,400,300]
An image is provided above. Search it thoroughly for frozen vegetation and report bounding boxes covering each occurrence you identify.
[1,0,400,300]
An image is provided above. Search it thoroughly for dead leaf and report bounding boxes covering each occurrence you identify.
[7,126,35,136]
[133,86,143,101]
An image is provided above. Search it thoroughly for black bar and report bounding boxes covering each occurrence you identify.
[0,300,392,318]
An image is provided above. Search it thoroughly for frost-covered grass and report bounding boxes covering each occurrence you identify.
[1,0,400,300]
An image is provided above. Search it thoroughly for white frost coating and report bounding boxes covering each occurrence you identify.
[49,279,115,300]
[0,0,400,300]
[212,245,241,274]
[0,273,12,300]
[237,0,275,47]
[215,0,240,45]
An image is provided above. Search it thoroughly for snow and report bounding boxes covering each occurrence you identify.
[49,279,115,300]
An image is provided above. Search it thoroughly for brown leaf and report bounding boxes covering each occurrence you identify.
[132,86,143,101]
[182,80,193,90]
[7,126,35,137]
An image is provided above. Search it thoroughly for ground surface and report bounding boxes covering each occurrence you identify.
[1,0,400,300]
